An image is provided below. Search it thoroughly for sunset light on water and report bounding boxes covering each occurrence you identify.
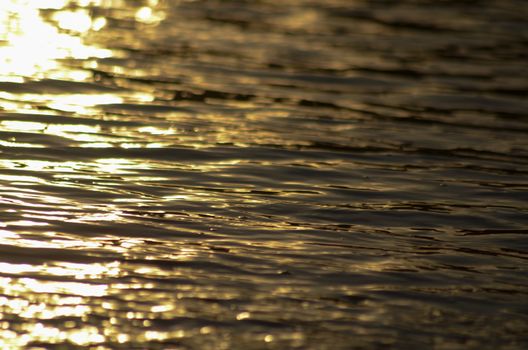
[0,0,527,348]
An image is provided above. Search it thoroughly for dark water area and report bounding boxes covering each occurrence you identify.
[1,0,527,348]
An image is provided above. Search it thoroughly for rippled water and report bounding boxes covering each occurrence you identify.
[1,0,527,348]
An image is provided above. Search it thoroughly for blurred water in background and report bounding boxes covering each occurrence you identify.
[0,0,527,348]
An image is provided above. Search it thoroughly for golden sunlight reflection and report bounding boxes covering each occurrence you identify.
[0,157,160,184]
[46,94,125,113]
[0,117,160,147]
[135,5,166,25]
[0,140,45,148]
[0,91,129,113]
[0,238,251,347]
[0,0,159,116]
[53,9,97,32]
[0,254,214,346]
[0,259,126,347]
[0,1,111,80]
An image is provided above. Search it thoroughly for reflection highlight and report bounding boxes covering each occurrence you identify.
[0,259,120,347]
[0,1,111,80]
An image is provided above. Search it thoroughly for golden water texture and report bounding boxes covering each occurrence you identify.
[1,0,528,348]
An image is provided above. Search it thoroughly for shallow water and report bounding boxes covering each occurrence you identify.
[0,0,527,348]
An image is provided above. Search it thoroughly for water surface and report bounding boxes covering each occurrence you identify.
[0,0,527,348]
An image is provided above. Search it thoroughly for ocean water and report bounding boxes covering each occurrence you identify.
[0,0,527,348]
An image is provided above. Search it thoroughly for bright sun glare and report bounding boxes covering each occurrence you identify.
[0,1,111,80]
